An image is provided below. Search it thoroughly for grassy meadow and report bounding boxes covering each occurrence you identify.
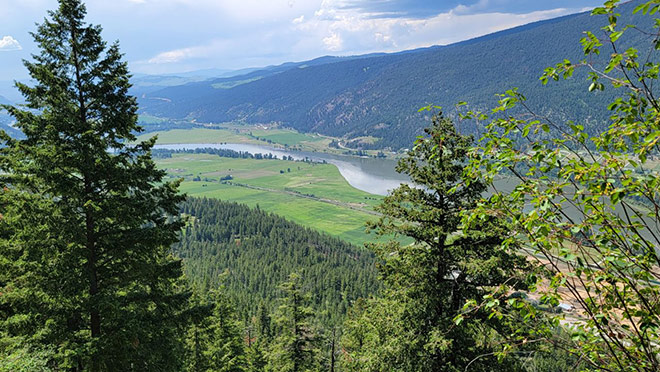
[137,125,335,152]
[157,153,386,245]
[137,123,396,157]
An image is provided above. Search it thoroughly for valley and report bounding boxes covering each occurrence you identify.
[3,0,658,370]
[135,121,410,245]
[137,121,399,158]
[156,152,386,245]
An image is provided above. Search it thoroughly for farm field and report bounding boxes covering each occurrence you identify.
[157,153,386,245]
[137,123,396,157]
[138,128,259,145]
[138,125,331,150]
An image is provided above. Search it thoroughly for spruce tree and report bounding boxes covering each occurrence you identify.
[183,292,214,372]
[245,302,270,372]
[267,273,319,372]
[205,288,248,372]
[0,0,189,370]
[341,115,531,371]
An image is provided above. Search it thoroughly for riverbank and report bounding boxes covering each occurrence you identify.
[154,143,409,196]
[136,124,403,160]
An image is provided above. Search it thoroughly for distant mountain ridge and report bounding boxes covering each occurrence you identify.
[0,94,12,106]
[0,95,23,139]
[139,2,650,149]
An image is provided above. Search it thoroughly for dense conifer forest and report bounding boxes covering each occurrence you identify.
[174,197,379,325]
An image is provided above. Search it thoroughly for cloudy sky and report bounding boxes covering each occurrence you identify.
[0,0,602,81]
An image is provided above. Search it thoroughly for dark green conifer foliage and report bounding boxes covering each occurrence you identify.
[183,292,214,372]
[0,0,188,370]
[206,288,248,372]
[341,115,530,371]
[267,273,319,372]
[254,302,272,343]
[246,340,268,372]
[176,197,379,325]
[245,302,270,372]
[184,284,250,372]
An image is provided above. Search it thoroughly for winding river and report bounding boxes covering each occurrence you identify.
[154,143,410,196]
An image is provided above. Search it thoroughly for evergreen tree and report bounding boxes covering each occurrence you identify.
[206,288,248,372]
[254,302,272,343]
[341,115,531,371]
[183,284,248,372]
[183,292,214,372]
[245,302,270,372]
[175,197,379,325]
[246,340,268,372]
[267,273,319,372]
[0,0,188,370]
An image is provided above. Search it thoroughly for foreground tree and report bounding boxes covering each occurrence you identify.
[183,285,247,372]
[0,0,188,370]
[460,0,660,370]
[341,115,531,371]
[267,273,320,372]
[245,303,270,372]
[206,288,248,372]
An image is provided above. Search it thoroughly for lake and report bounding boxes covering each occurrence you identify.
[154,143,410,195]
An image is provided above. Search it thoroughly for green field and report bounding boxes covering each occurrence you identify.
[248,129,325,147]
[137,126,327,149]
[138,114,168,124]
[137,125,395,157]
[138,128,256,144]
[157,153,386,245]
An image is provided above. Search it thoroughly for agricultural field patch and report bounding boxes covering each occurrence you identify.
[157,153,387,245]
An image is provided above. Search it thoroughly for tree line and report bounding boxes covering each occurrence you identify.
[175,197,379,325]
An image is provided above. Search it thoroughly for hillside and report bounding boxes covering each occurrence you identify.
[139,1,651,150]
[174,197,380,324]
[134,54,385,103]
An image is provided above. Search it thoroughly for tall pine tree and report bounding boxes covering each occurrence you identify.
[206,287,248,372]
[0,0,189,370]
[341,114,531,371]
[267,273,319,372]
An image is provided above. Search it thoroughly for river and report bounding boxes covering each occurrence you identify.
[154,143,410,196]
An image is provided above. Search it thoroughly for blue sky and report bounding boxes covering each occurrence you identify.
[0,0,603,82]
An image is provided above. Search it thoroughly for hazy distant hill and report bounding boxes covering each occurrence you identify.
[0,96,23,139]
[140,2,650,149]
[130,55,386,98]
[0,94,11,106]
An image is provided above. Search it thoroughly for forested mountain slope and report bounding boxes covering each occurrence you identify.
[139,1,652,149]
[174,197,380,324]
[129,56,385,97]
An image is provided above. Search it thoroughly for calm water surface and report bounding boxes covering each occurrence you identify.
[154,143,409,195]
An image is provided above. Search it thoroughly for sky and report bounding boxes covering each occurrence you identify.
[0,0,603,82]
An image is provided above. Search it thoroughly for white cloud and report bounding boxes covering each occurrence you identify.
[143,38,243,66]
[323,32,343,51]
[453,0,491,15]
[148,49,193,64]
[84,0,599,75]
[292,3,592,55]
[293,15,305,24]
[147,42,218,64]
[178,0,315,21]
[0,36,22,52]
